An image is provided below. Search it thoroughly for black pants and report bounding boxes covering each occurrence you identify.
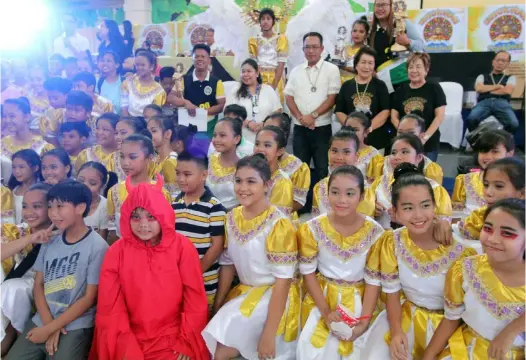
[293,124,332,181]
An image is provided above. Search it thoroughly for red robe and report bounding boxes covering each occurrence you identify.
[89,176,209,360]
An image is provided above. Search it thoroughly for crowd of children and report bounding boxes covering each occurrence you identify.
[0,44,524,360]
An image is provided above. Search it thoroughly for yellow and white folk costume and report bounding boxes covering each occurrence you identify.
[1,186,15,225]
[74,145,114,174]
[39,108,97,142]
[106,151,158,183]
[361,228,476,360]
[355,146,383,185]
[0,135,53,159]
[27,92,49,133]
[0,223,38,340]
[452,172,485,216]
[249,33,288,102]
[120,75,166,117]
[296,215,385,360]
[154,151,179,199]
[202,206,300,360]
[206,153,238,211]
[278,153,310,208]
[439,255,525,359]
[312,176,373,217]
[92,93,114,116]
[363,173,452,229]
[107,180,172,237]
[269,169,295,217]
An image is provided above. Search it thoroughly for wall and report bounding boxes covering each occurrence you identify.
[423,0,523,8]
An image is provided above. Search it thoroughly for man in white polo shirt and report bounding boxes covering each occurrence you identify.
[285,31,341,181]
[53,13,90,59]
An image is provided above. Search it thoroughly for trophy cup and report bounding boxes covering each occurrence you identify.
[390,0,409,53]
[330,26,348,67]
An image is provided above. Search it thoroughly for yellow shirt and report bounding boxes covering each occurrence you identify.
[457,206,486,240]
[312,176,373,217]
[371,156,444,185]
[1,186,15,225]
[92,94,114,116]
[75,145,114,175]
[154,152,179,198]
[39,108,97,141]
[278,153,310,207]
[120,76,166,117]
[248,33,288,68]
[356,146,384,184]
[0,135,54,159]
[268,169,294,217]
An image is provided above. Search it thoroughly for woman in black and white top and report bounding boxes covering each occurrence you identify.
[225,59,282,144]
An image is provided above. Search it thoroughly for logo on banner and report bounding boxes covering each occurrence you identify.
[485,6,524,52]
[420,10,459,52]
[142,25,167,55]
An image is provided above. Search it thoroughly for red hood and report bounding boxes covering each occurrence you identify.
[120,175,176,250]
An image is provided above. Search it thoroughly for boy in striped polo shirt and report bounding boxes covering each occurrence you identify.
[172,151,226,312]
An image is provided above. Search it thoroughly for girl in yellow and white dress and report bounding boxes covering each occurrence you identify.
[203,154,300,360]
[249,8,288,103]
[206,118,243,211]
[423,199,525,360]
[455,158,524,245]
[361,168,476,360]
[107,116,157,182]
[263,113,310,212]
[254,126,294,217]
[312,129,372,217]
[342,112,383,184]
[120,51,166,117]
[363,134,452,229]
[106,135,171,244]
[1,98,54,160]
[75,113,119,173]
[147,115,180,198]
[8,150,41,224]
[1,183,52,349]
[297,166,385,360]
[452,130,514,216]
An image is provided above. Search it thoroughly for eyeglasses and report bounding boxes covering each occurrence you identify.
[303,45,322,50]
[375,3,391,8]
[494,59,510,63]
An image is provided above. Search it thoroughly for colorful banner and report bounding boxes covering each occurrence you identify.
[408,8,468,52]
[133,23,177,57]
[468,5,525,56]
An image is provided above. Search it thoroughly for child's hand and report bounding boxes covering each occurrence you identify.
[433,218,452,246]
[390,330,409,360]
[375,202,385,217]
[348,320,370,342]
[175,353,190,360]
[488,328,516,360]
[29,224,55,245]
[257,329,276,360]
[323,310,341,329]
[45,328,67,356]
[26,325,53,344]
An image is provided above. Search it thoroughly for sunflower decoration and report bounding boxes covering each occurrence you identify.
[242,0,297,26]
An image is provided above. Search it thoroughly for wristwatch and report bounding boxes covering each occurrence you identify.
[311,111,319,119]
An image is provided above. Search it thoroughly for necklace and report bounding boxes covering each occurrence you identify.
[251,84,261,118]
[354,79,371,113]
[307,61,324,92]
[490,73,504,86]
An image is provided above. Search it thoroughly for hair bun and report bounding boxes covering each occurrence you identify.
[393,162,420,182]
[410,109,424,118]
[360,15,368,21]
[187,124,198,135]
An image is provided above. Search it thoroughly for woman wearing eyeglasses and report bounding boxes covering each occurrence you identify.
[369,0,424,69]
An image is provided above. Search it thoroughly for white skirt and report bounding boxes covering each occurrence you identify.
[202,288,297,360]
[296,302,365,360]
[1,272,35,340]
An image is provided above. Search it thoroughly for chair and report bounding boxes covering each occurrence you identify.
[439,82,464,149]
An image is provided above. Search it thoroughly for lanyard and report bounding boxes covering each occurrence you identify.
[251,84,261,119]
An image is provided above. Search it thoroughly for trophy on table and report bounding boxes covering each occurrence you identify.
[390,0,409,53]
[330,26,348,67]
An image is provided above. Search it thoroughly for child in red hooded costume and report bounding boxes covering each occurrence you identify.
[89,175,209,360]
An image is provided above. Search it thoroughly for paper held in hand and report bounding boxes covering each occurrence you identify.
[178,108,208,132]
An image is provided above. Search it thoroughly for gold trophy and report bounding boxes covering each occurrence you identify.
[390,0,409,53]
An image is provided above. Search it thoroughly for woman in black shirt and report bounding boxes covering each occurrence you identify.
[335,46,391,149]
[391,52,446,161]
[97,20,126,64]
